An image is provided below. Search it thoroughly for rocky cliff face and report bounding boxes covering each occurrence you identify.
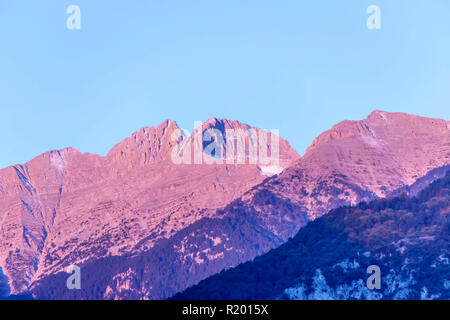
[0,119,298,294]
[266,110,449,221]
[1,111,448,299]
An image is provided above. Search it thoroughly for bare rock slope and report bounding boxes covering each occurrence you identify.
[1,111,448,299]
[0,119,298,294]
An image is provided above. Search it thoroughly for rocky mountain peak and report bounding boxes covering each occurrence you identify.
[105,119,181,167]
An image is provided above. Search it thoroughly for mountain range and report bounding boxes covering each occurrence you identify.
[0,110,448,299]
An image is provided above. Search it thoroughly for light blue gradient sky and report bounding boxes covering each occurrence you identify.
[0,0,449,168]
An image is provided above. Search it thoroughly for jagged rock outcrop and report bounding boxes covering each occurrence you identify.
[0,119,298,293]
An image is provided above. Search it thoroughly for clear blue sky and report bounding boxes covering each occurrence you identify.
[0,0,449,168]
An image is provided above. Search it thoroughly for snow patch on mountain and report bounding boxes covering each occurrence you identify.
[258,165,283,177]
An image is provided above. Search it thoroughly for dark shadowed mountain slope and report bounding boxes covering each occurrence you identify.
[173,172,450,300]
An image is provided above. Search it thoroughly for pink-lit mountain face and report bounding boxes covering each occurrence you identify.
[268,110,450,220]
[0,119,298,294]
[1,111,449,300]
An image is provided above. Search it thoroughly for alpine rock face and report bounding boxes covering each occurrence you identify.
[0,111,448,300]
[0,119,298,296]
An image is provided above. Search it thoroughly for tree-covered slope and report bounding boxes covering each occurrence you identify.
[173,172,450,300]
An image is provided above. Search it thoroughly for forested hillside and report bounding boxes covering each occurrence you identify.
[173,172,450,300]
